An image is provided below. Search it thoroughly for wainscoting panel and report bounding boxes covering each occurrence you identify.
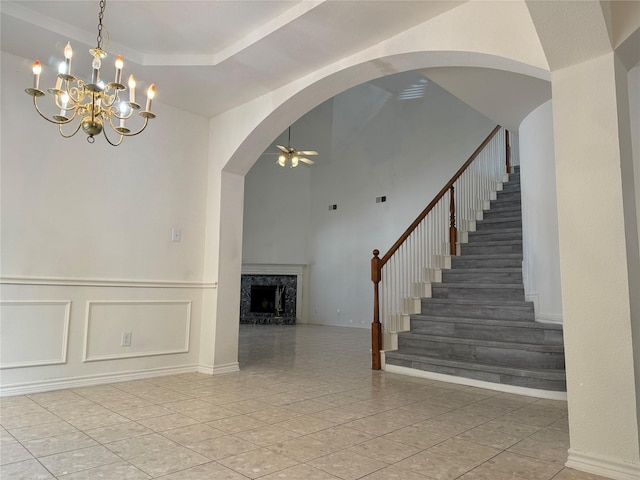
[84,300,191,362]
[0,301,71,369]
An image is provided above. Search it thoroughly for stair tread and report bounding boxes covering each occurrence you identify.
[452,253,522,259]
[410,315,562,329]
[444,268,522,273]
[385,352,566,379]
[467,228,522,234]
[422,298,532,306]
[462,240,522,246]
[399,332,563,351]
[479,216,522,222]
[432,283,524,289]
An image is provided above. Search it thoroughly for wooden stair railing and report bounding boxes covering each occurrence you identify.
[371,125,510,370]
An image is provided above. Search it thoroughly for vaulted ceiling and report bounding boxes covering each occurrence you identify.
[2,1,637,129]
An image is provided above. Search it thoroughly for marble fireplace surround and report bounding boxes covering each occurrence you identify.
[241,264,304,322]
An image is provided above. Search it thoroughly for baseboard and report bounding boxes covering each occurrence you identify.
[384,363,567,400]
[0,364,200,397]
[212,362,240,375]
[525,293,563,324]
[566,449,640,480]
[536,313,563,324]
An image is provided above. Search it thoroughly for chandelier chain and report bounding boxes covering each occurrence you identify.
[96,0,105,49]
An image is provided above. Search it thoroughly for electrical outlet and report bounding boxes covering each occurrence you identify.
[121,331,132,347]
[171,228,181,242]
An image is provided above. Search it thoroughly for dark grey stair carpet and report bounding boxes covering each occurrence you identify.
[386,167,566,392]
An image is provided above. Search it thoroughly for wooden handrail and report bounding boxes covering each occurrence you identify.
[370,124,503,370]
[378,125,501,266]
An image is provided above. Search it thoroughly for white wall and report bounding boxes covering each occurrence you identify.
[519,100,564,322]
[243,77,496,328]
[630,64,640,260]
[0,52,211,394]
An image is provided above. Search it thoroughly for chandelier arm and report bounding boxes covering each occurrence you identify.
[58,120,83,138]
[102,125,124,146]
[119,116,150,137]
[32,95,77,125]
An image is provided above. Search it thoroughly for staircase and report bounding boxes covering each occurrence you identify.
[384,166,567,392]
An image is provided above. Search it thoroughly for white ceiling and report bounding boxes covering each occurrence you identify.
[0,1,465,117]
[6,1,631,130]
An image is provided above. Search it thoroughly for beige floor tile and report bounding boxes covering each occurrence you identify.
[396,450,480,480]
[127,444,209,477]
[56,460,151,479]
[0,458,55,479]
[276,414,337,435]
[552,467,612,480]
[208,414,269,433]
[235,424,302,446]
[65,412,129,431]
[115,404,174,420]
[0,426,17,445]
[508,437,569,463]
[219,447,299,479]
[383,423,452,450]
[309,406,371,424]
[0,442,34,465]
[246,406,300,424]
[38,445,121,476]
[348,436,421,464]
[188,434,261,460]
[7,420,79,443]
[479,418,542,439]
[267,435,336,462]
[259,463,341,479]
[22,431,98,457]
[307,425,375,450]
[361,465,433,480]
[136,412,199,431]
[455,426,521,450]
[84,421,152,444]
[427,438,502,464]
[309,450,388,480]
[0,411,61,430]
[528,427,571,447]
[156,460,249,480]
[483,451,564,480]
[105,432,179,459]
[160,423,227,446]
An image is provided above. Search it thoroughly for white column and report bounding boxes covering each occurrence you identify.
[551,52,640,477]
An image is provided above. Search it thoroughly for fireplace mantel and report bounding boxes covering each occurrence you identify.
[241,264,305,322]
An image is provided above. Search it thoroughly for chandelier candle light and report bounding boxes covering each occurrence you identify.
[24,0,156,146]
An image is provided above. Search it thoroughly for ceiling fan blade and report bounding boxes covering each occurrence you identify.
[276,145,289,153]
[298,150,318,156]
[300,157,315,165]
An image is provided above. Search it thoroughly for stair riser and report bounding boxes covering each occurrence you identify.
[431,286,524,301]
[500,184,521,192]
[397,337,565,370]
[496,192,521,202]
[476,219,522,231]
[421,301,534,321]
[482,209,521,221]
[490,198,521,209]
[441,271,523,284]
[385,356,566,391]
[467,231,522,242]
[409,320,564,345]
[451,257,522,268]
[460,244,522,256]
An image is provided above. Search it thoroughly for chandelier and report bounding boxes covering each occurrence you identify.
[24,0,156,146]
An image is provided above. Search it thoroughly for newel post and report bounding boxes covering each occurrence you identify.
[505,129,512,174]
[371,249,382,370]
[449,186,457,256]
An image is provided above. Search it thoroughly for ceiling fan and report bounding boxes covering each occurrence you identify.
[268,127,318,168]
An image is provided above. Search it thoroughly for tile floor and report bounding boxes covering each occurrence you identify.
[1,324,608,480]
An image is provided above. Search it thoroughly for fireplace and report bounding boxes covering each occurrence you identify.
[240,273,297,324]
[250,285,277,313]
